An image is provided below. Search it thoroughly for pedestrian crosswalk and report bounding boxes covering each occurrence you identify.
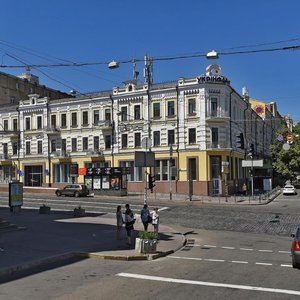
[0,195,168,216]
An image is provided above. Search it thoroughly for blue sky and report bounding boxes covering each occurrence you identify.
[2,0,300,122]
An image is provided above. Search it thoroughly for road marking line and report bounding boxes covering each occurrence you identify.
[232,261,248,264]
[255,262,273,266]
[158,207,169,212]
[240,248,254,251]
[203,245,216,248]
[280,264,292,268]
[258,250,273,253]
[221,246,235,250]
[204,259,225,262]
[117,273,300,296]
[278,251,290,254]
[170,256,203,261]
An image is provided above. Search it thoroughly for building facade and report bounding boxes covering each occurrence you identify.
[0,64,286,196]
[0,71,72,106]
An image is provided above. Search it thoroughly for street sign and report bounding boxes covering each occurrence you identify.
[277,134,283,142]
[242,159,263,167]
[141,137,152,150]
[283,143,290,151]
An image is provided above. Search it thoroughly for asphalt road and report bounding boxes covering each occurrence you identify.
[0,229,298,300]
[1,191,300,299]
[1,191,298,237]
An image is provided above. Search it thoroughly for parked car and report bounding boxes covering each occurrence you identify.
[55,184,91,197]
[282,184,297,195]
[291,226,300,268]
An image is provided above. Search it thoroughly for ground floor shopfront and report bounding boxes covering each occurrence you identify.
[0,150,271,196]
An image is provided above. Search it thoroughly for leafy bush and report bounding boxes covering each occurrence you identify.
[138,230,158,240]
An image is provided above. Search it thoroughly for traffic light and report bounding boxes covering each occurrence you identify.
[148,174,156,193]
[248,143,254,158]
[236,133,244,149]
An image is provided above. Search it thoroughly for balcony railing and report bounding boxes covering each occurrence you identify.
[206,111,229,120]
[44,126,60,134]
[0,154,11,160]
[206,141,231,149]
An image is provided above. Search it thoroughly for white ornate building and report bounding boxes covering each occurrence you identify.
[0,64,286,196]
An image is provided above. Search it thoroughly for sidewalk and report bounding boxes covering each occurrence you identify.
[0,207,185,282]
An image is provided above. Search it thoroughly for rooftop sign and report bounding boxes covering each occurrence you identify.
[197,76,230,84]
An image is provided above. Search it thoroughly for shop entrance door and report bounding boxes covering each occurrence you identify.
[25,166,43,186]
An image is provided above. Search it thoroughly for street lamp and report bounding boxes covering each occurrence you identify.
[108,60,119,69]
[206,50,219,59]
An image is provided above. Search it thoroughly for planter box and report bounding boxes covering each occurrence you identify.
[39,206,51,214]
[73,208,86,217]
[135,237,157,254]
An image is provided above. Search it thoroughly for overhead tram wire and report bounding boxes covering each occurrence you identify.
[1,44,300,70]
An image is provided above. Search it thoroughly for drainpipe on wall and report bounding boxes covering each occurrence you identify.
[16,107,21,181]
[175,85,179,194]
[109,94,115,168]
[46,102,52,187]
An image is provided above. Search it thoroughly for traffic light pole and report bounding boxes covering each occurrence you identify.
[251,157,254,197]
[144,169,148,205]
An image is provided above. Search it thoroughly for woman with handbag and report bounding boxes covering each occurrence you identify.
[124,203,135,246]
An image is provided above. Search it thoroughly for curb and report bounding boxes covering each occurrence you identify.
[76,252,148,261]
[0,252,78,283]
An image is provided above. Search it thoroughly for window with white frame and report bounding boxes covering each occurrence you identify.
[25,117,31,130]
[153,102,160,118]
[93,110,99,124]
[119,161,142,181]
[121,107,128,121]
[105,135,111,149]
[94,136,99,150]
[82,111,89,126]
[134,132,141,148]
[188,98,196,115]
[210,97,218,116]
[105,109,111,121]
[82,137,88,151]
[188,128,196,144]
[72,138,77,152]
[154,159,175,181]
[153,131,160,146]
[212,127,219,147]
[62,139,67,153]
[3,120,8,131]
[167,100,175,117]
[37,140,43,154]
[51,115,56,128]
[51,140,56,152]
[37,116,42,129]
[122,134,128,148]
[134,105,141,120]
[61,113,67,127]
[26,141,31,155]
[168,129,175,145]
[71,112,77,127]
[13,119,18,131]
[12,141,18,155]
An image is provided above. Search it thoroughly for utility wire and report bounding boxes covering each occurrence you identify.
[0,44,299,69]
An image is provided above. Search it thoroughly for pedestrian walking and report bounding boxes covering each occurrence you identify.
[116,205,123,240]
[152,207,159,235]
[124,203,135,246]
[140,204,151,231]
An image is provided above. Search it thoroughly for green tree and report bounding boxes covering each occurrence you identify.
[270,124,300,182]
